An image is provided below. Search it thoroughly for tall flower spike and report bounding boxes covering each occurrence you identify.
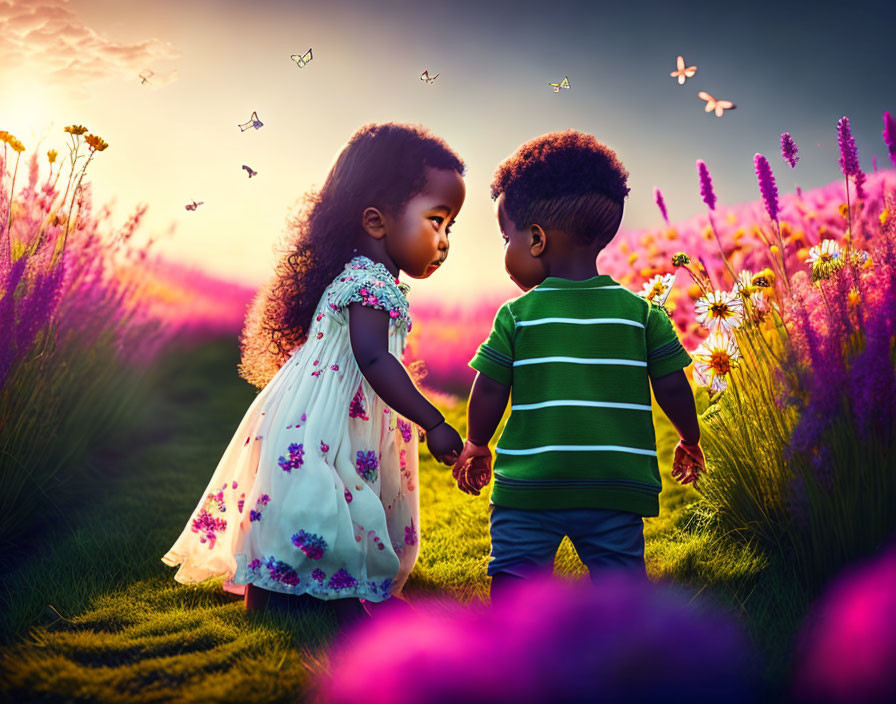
[753,153,779,222]
[654,187,670,224]
[837,116,860,177]
[780,132,800,168]
[697,160,716,210]
[883,111,896,168]
[854,169,867,201]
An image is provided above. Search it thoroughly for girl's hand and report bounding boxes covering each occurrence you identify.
[426,421,463,465]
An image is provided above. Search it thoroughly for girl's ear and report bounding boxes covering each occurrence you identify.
[529,225,546,257]
[361,207,388,239]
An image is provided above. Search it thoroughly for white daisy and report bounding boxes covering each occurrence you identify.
[807,239,845,282]
[638,273,676,306]
[734,269,754,294]
[693,331,741,393]
[695,289,745,333]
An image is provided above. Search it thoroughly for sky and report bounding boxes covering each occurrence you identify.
[1,0,894,302]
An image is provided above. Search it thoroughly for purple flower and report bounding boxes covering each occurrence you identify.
[327,568,358,590]
[837,116,860,177]
[696,160,716,210]
[190,509,227,548]
[883,111,896,168]
[753,153,779,222]
[854,168,867,201]
[312,568,326,584]
[654,187,669,224]
[292,529,328,560]
[780,132,799,168]
[248,558,262,571]
[266,557,301,586]
[397,419,413,443]
[355,450,379,482]
[278,442,304,472]
[349,387,369,420]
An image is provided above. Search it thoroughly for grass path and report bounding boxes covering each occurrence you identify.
[0,339,790,702]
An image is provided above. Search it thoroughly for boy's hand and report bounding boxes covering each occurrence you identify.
[426,421,463,466]
[452,441,492,495]
[672,440,705,486]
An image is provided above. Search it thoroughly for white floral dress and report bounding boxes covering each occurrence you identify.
[162,255,420,602]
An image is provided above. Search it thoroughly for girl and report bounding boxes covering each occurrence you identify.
[162,122,466,624]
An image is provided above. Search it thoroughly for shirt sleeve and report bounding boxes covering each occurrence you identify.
[469,302,515,387]
[326,265,410,327]
[645,302,692,379]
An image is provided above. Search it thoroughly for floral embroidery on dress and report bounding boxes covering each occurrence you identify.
[278,443,305,472]
[249,493,271,522]
[349,386,369,420]
[312,568,326,584]
[397,419,413,443]
[326,256,412,330]
[344,487,353,503]
[327,568,358,590]
[292,529,328,559]
[265,557,301,586]
[355,450,379,482]
[190,482,229,548]
[237,493,246,513]
[405,518,418,546]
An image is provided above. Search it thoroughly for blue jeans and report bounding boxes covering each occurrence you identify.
[488,505,646,579]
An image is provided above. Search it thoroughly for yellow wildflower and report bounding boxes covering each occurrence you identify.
[628,252,638,265]
[881,210,890,228]
[838,203,849,218]
[796,247,809,262]
[0,130,9,144]
[47,149,57,164]
[770,245,780,255]
[702,226,713,240]
[726,212,736,225]
[64,125,88,136]
[848,288,860,307]
[84,134,108,152]
[780,221,792,237]
[665,228,678,240]
[8,137,24,153]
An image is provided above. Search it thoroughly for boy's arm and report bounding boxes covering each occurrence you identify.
[650,369,699,445]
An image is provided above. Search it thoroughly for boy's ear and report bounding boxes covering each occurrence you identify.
[529,225,546,257]
[361,207,387,239]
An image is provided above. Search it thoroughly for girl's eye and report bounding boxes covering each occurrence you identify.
[431,216,453,235]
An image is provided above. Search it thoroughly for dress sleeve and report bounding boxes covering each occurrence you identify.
[468,302,515,387]
[645,301,692,379]
[326,262,411,328]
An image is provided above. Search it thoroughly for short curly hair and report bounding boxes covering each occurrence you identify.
[490,130,630,249]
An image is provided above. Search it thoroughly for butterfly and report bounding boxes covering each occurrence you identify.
[238,111,263,131]
[242,165,258,178]
[290,49,313,68]
[670,56,696,84]
[184,200,204,211]
[548,76,570,92]
[698,91,736,117]
[420,70,439,83]
[139,70,154,85]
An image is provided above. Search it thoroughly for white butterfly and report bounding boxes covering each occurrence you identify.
[290,49,313,68]
[420,70,439,84]
[184,200,204,211]
[238,111,263,132]
[548,76,570,93]
[242,165,258,178]
[698,91,736,117]
[670,56,696,85]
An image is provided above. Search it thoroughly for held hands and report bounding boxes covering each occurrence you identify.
[452,441,493,496]
[425,420,463,466]
[672,440,706,486]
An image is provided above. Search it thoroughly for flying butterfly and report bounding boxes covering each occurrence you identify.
[698,91,736,117]
[420,70,439,84]
[290,49,313,68]
[184,200,204,211]
[238,111,263,131]
[548,76,570,93]
[139,70,154,85]
[670,55,696,85]
[242,165,258,178]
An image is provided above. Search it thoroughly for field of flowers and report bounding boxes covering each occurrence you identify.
[2,110,896,703]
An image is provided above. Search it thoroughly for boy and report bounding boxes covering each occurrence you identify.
[452,130,706,600]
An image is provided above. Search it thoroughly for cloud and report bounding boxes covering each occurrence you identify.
[0,0,180,99]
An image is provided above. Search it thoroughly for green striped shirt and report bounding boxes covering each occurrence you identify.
[469,274,693,516]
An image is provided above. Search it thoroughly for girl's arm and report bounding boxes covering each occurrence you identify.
[348,302,442,429]
[466,372,510,446]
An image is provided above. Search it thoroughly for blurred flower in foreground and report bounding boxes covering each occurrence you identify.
[693,331,741,395]
[638,272,676,306]
[654,186,670,225]
[781,132,800,168]
[695,289,744,333]
[807,239,845,282]
[317,573,758,704]
[793,543,896,704]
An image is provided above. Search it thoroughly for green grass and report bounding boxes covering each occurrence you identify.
[0,339,802,702]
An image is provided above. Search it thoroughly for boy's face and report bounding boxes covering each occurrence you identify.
[496,194,546,291]
[383,166,465,279]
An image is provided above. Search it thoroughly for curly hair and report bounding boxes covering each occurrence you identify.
[238,122,466,391]
[490,129,630,249]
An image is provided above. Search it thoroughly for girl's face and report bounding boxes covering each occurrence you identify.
[496,194,547,291]
[383,167,465,279]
